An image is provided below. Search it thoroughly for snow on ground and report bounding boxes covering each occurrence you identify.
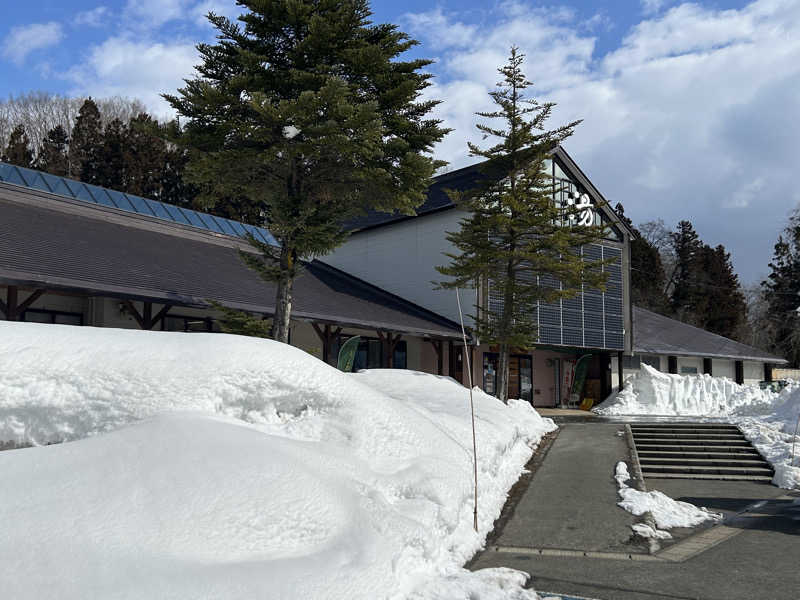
[595,366,800,489]
[615,462,722,536]
[0,321,556,600]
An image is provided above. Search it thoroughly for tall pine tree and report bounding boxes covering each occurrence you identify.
[35,125,69,176]
[97,118,127,190]
[437,47,608,402]
[694,244,747,339]
[2,124,33,167]
[762,211,800,365]
[69,98,104,182]
[165,0,447,343]
[669,220,703,322]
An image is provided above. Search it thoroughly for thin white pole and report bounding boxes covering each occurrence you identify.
[456,287,479,532]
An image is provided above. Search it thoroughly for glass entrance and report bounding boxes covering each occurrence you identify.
[483,353,533,402]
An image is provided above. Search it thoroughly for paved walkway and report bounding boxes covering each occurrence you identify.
[471,422,800,600]
[491,422,639,553]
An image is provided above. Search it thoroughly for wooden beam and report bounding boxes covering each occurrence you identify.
[122,300,145,329]
[17,289,44,314]
[313,323,342,364]
[150,304,172,330]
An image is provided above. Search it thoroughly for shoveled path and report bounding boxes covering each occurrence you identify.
[490,422,639,553]
[471,419,800,600]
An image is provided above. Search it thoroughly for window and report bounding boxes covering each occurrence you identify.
[22,308,83,326]
[680,366,698,375]
[330,336,407,370]
[162,315,215,332]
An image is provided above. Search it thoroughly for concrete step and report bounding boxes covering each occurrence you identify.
[639,457,771,468]
[637,450,762,460]
[642,464,773,476]
[636,444,759,453]
[635,433,743,439]
[633,438,751,447]
[630,423,739,430]
[631,425,740,433]
[642,472,774,482]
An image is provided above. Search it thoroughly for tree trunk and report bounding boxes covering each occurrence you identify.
[272,245,295,344]
[497,342,510,403]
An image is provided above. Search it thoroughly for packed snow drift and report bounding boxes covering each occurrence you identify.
[0,321,556,600]
[595,365,800,488]
[615,462,722,538]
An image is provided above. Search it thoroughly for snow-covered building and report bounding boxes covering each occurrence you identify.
[325,147,787,405]
[0,162,464,372]
[0,153,787,407]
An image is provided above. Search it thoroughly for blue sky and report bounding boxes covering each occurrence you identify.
[0,0,796,285]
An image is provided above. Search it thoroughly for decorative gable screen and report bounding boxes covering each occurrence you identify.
[486,243,625,351]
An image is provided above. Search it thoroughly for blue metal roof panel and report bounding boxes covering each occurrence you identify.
[0,160,277,246]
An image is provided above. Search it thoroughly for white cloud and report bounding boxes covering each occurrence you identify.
[403,0,800,282]
[65,36,198,118]
[641,0,666,15]
[1,22,64,65]
[192,0,241,26]
[124,0,193,28]
[74,6,110,28]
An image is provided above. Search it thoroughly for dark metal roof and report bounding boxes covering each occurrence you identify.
[344,146,635,237]
[0,161,277,246]
[633,306,786,364]
[0,182,463,339]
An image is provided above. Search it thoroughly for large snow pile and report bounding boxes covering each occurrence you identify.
[615,462,722,537]
[0,322,556,600]
[595,366,800,488]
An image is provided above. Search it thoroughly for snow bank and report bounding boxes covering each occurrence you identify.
[595,366,800,489]
[0,322,555,600]
[594,365,772,417]
[615,462,722,532]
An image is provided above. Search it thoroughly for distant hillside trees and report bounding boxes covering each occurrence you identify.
[615,209,747,341]
[0,96,196,207]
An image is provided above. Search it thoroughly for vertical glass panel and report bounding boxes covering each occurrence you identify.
[64,179,96,203]
[85,184,115,207]
[162,203,190,224]
[145,198,172,219]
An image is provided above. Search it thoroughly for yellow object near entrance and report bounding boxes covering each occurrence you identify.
[579,397,594,411]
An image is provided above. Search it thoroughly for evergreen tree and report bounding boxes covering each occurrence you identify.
[762,211,800,365]
[69,98,104,182]
[97,118,127,190]
[2,124,33,167]
[615,203,669,313]
[165,0,447,343]
[437,48,608,403]
[35,125,70,176]
[669,220,703,322]
[124,114,168,199]
[694,244,747,339]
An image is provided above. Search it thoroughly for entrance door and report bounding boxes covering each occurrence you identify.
[450,343,464,385]
[483,354,533,402]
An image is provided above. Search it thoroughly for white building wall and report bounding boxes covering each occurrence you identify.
[743,361,763,385]
[677,356,703,375]
[711,359,735,380]
[325,210,473,324]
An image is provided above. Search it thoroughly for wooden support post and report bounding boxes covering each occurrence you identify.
[377,330,402,368]
[1,287,43,321]
[617,351,624,392]
[312,323,342,365]
[122,301,171,330]
[427,339,444,375]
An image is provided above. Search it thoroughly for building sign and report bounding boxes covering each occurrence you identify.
[567,190,595,227]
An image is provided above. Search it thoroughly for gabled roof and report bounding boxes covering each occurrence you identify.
[344,145,635,237]
[633,306,787,364]
[0,180,463,339]
[0,161,276,246]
